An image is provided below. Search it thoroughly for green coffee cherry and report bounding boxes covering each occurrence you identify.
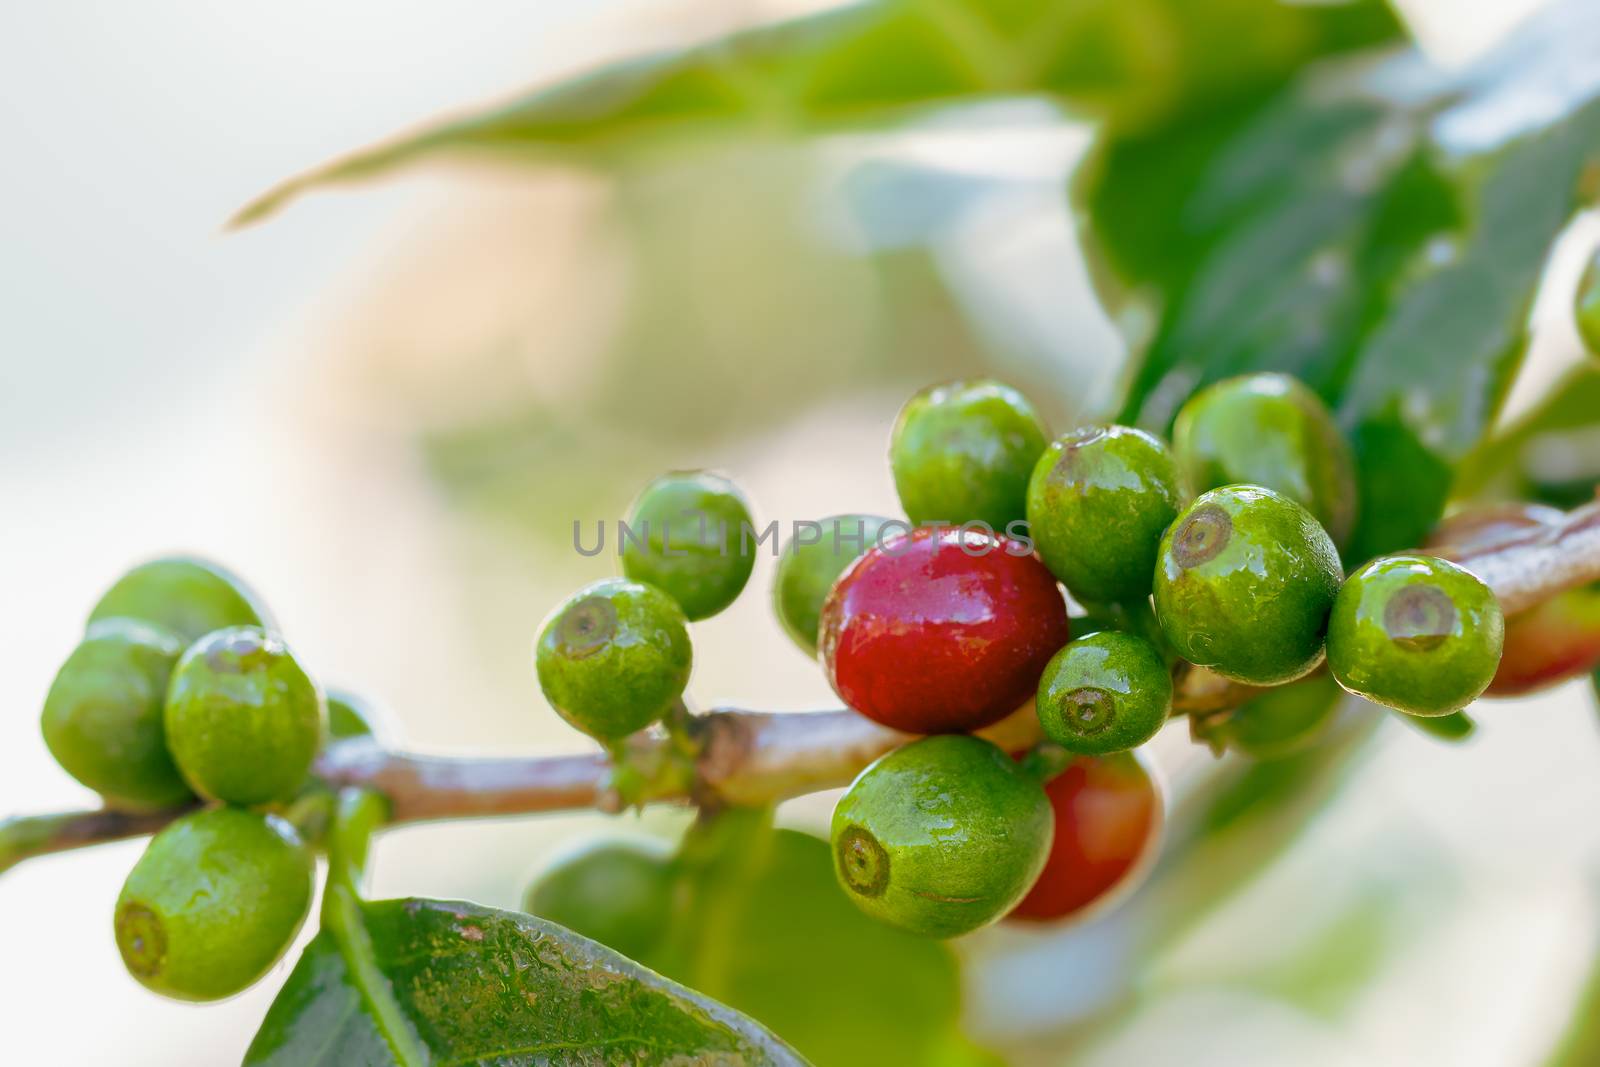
[890,380,1048,531]
[1578,247,1600,358]
[164,627,324,806]
[1154,486,1342,685]
[536,578,692,741]
[523,839,675,961]
[1026,425,1183,603]
[1207,672,1343,759]
[621,471,755,621]
[1171,373,1358,548]
[88,556,267,644]
[1036,632,1172,755]
[115,807,313,1001]
[1327,555,1504,716]
[831,735,1052,939]
[772,514,889,656]
[40,619,194,810]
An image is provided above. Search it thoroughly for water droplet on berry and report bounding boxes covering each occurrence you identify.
[1383,585,1456,652]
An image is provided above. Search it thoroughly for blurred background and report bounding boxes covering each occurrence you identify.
[3,1,1598,1064]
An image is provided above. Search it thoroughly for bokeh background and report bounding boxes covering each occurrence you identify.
[2,1,1597,1064]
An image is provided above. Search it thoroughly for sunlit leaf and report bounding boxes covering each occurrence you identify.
[244,897,804,1066]
[234,0,1395,224]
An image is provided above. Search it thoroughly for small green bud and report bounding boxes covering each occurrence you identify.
[1327,555,1504,716]
[890,380,1048,532]
[164,627,324,806]
[1026,425,1184,602]
[325,689,385,741]
[1036,632,1171,755]
[536,578,692,741]
[89,556,267,644]
[41,619,194,810]
[115,807,312,1001]
[831,735,1052,939]
[621,471,756,621]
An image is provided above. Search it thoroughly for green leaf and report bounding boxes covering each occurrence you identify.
[641,815,968,1067]
[234,0,1395,224]
[1547,939,1600,1067]
[1098,0,1600,557]
[244,896,805,1066]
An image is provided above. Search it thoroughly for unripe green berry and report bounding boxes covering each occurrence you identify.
[1578,247,1600,358]
[1154,486,1342,685]
[621,471,756,621]
[772,514,889,656]
[1327,555,1504,716]
[115,807,312,1001]
[536,578,692,741]
[1036,632,1171,755]
[1026,425,1183,602]
[164,627,324,806]
[1206,672,1343,760]
[88,556,267,644]
[831,735,1052,939]
[523,839,674,961]
[1171,373,1358,548]
[890,380,1048,531]
[40,619,194,810]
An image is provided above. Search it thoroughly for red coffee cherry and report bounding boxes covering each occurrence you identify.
[820,527,1070,733]
[1009,751,1162,923]
[1428,503,1600,696]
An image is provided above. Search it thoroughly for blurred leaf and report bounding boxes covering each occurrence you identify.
[244,897,803,1065]
[987,704,1384,1051]
[1456,364,1600,508]
[1142,703,1383,947]
[235,0,1395,224]
[639,813,971,1067]
[1547,937,1600,1067]
[1236,886,1405,1018]
[1098,0,1600,557]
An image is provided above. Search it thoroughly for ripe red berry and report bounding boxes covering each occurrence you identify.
[820,527,1069,733]
[1009,751,1162,923]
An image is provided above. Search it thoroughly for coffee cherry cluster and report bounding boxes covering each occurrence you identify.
[532,371,1529,943]
[40,558,321,1001]
[818,374,1511,938]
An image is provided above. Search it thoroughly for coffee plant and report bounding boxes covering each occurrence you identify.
[10,0,1600,1063]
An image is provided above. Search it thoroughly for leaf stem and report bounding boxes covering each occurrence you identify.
[324,787,391,907]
